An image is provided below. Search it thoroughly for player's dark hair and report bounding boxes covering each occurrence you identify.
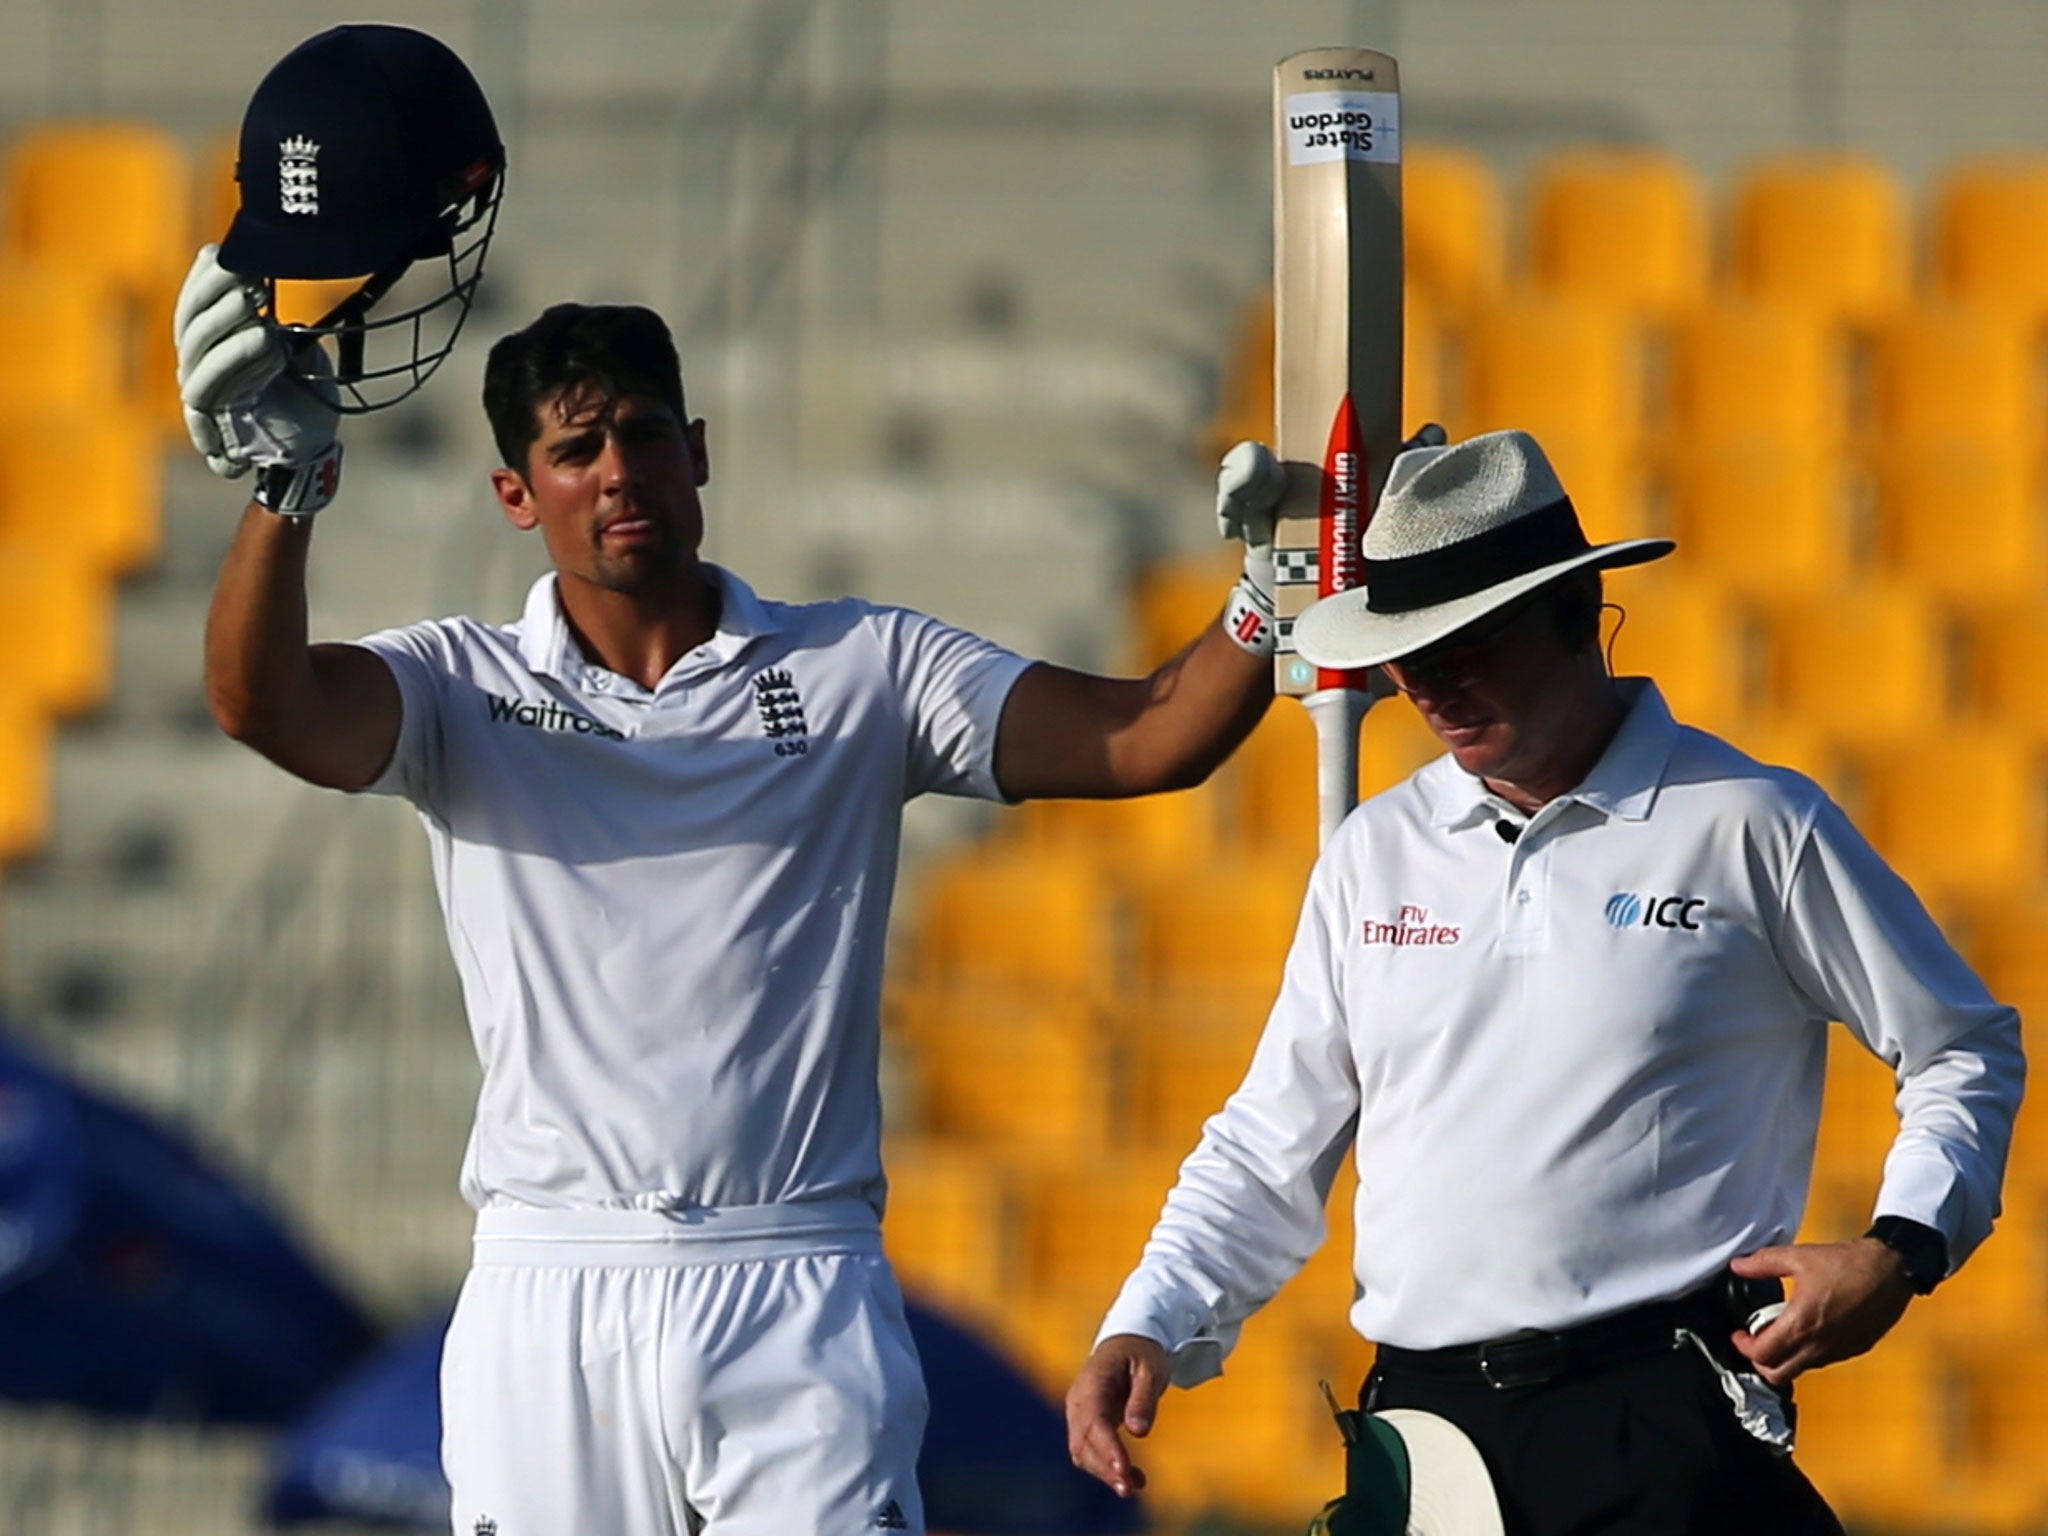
[483,303,689,471]
[1542,568,1605,654]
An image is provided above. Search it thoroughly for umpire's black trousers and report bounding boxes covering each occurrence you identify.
[1365,1340,1845,1536]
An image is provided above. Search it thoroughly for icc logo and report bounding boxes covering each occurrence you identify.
[1606,892,1706,931]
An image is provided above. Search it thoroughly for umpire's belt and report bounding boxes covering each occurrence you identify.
[1373,1282,1731,1392]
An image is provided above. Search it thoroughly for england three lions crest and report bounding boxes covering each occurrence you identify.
[751,668,809,757]
[279,135,320,215]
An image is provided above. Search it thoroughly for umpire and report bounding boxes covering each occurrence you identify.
[1066,429,2024,1535]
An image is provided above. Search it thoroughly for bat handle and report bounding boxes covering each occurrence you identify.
[1305,685,1370,848]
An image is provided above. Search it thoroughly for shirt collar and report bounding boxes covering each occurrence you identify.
[1423,678,1679,832]
[515,564,783,683]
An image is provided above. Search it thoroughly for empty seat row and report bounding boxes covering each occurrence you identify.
[1409,145,2048,326]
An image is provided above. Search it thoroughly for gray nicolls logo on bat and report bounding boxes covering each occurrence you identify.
[279,135,320,215]
[752,668,809,757]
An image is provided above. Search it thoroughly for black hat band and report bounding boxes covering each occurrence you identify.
[1365,497,1591,614]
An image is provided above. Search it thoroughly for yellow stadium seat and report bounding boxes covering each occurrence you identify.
[1945,1340,2048,1515]
[1934,155,2048,321]
[8,123,194,428]
[1856,730,2044,903]
[1871,302,2041,451]
[1873,440,2044,602]
[1601,571,1752,731]
[1121,992,1272,1148]
[1403,286,1446,434]
[1018,1144,1189,1304]
[1463,295,1651,541]
[1948,894,2048,1026]
[880,1135,1019,1326]
[1201,290,1275,468]
[1006,787,1220,873]
[1130,853,1308,995]
[912,849,1122,997]
[1813,1033,1904,1188]
[0,685,52,860]
[0,541,113,716]
[1914,1198,2048,1349]
[1962,605,2048,740]
[5,122,190,305]
[1465,293,1645,441]
[1667,300,1850,448]
[1234,695,1443,860]
[997,1288,1107,1398]
[1665,439,1855,597]
[1793,1330,1952,1525]
[908,1001,1117,1158]
[1130,550,1235,670]
[1528,150,1708,320]
[1133,1319,1337,1520]
[1405,144,1506,312]
[1757,584,1947,744]
[1729,153,1910,327]
[0,411,162,577]
[1717,715,1844,797]
[0,261,125,416]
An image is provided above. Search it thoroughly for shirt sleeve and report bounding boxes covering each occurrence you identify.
[1095,848,1361,1388]
[352,622,452,812]
[1774,795,2025,1270]
[862,606,1033,802]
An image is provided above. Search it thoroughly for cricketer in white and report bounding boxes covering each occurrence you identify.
[184,279,1289,1536]
[357,569,1029,1213]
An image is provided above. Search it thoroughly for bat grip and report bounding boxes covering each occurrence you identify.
[1305,686,1370,848]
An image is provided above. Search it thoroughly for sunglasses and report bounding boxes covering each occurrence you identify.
[1382,596,1545,692]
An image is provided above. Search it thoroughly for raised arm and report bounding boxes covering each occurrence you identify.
[204,508,399,790]
[993,442,1294,800]
[991,623,1272,800]
[180,245,399,791]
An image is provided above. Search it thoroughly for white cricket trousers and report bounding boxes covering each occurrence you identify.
[441,1203,928,1536]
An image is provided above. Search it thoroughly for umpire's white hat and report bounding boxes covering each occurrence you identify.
[1293,429,1672,670]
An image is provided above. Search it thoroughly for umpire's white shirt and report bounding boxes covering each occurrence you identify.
[357,567,1028,1214]
[1100,680,2024,1370]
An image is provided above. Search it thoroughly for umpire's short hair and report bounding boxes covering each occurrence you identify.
[483,304,689,472]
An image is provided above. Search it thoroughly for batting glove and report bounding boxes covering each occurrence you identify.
[1217,426,1447,659]
[174,244,344,518]
[1217,439,1284,657]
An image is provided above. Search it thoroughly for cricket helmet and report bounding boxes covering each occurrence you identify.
[220,23,506,412]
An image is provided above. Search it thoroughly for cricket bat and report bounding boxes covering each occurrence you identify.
[1270,48,1404,847]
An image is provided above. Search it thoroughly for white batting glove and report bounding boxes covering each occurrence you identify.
[173,244,343,516]
[1217,439,1285,656]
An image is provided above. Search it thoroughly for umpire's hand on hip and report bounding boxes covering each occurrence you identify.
[1726,1239,1915,1387]
[1066,1334,1169,1498]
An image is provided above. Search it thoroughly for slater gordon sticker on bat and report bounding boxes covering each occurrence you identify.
[1283,91,1401,166]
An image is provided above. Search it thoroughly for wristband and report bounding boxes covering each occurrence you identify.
[1866,1216,1948,1295]
[253,441,344,519]
[1223,575,1277,658]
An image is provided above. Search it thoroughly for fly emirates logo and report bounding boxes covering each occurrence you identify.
[1361,904,1462,947]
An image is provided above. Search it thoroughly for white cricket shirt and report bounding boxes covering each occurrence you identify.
[1100,681,2024,1369]
[357,567,1030,1214]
